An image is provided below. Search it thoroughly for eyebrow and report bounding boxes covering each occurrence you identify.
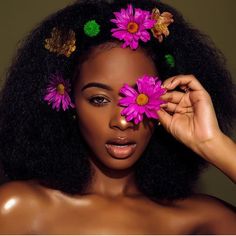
[81,82,137,91]
[81,82,113,91]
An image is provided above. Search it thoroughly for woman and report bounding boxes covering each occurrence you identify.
[0,0,235,234]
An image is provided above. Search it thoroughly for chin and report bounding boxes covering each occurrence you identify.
[104,156,139,170]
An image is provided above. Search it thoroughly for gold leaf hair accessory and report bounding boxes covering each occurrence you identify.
[151,8,174,43]
[44,27,76,57]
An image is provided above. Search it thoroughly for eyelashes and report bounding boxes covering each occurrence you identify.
[88,96,110,107]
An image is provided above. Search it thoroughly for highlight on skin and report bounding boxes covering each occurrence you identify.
[0,0,235,202]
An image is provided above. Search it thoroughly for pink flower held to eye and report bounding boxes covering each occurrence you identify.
[110,4,156,50]
[118,75,166,125]
[44,72,75,111]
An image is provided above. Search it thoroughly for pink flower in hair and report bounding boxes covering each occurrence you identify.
[118,75,166,124]
[110,4,156,50]
[44,72,75,111]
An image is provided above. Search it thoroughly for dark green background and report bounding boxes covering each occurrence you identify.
[0,0,235,205]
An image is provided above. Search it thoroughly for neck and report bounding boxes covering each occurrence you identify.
[85,154,142,198]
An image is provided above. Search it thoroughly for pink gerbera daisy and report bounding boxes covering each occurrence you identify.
[44,72,75,111]
[118,75,166,124]
[110,4,156,50]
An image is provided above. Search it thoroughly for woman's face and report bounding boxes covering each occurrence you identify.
[74,44,157,170]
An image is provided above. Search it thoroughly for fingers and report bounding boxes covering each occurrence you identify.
[161,90,185,104]
[157,103,193,131]
[160,102,193,114]
[162,74,205,92]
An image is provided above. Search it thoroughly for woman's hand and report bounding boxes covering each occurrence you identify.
[157,74,222,156]
[157,74,236,183]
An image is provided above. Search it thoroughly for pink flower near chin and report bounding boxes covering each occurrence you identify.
[44,73,75,111]
[118,75,166,125]
[110,4,156,50]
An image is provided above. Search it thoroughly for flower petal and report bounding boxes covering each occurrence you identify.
[130,39,139,50]
[112,30,127,40]
[44,73,74,111]
[145,108,158,119]
[118,75,165,124]
[119,96,136,106]
[111,4,154,49]
[140,31,151,42]
[120,84,138,97]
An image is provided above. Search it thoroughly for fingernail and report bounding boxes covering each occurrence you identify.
[160,103,167,108]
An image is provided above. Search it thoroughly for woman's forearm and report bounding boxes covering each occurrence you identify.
[197,132,236,183]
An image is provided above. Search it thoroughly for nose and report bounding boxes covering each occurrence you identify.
[109,107,134,131]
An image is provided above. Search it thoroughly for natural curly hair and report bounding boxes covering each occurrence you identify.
[0,0,235,201]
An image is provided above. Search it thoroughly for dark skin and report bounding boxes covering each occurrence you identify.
[0,43,236,234]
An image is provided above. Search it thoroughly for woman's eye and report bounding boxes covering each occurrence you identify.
[88,96,110,107]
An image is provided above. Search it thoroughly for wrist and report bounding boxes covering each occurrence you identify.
[196,131,226,162]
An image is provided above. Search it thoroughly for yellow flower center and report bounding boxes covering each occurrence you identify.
[57,83,65,95]
[127,22,139,33]
[136,94,149,106]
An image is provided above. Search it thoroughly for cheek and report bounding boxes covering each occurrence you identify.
[141,119,155,136]
[137,120,155,145]
[75,100,109,144]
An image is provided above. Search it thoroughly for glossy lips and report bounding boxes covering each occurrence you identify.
[105,137,136,159]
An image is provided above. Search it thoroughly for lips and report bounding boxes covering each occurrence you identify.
[105,137,136,159]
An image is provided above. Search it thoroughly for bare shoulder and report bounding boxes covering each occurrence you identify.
[175,193,236,234]
[0,180,50,234]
